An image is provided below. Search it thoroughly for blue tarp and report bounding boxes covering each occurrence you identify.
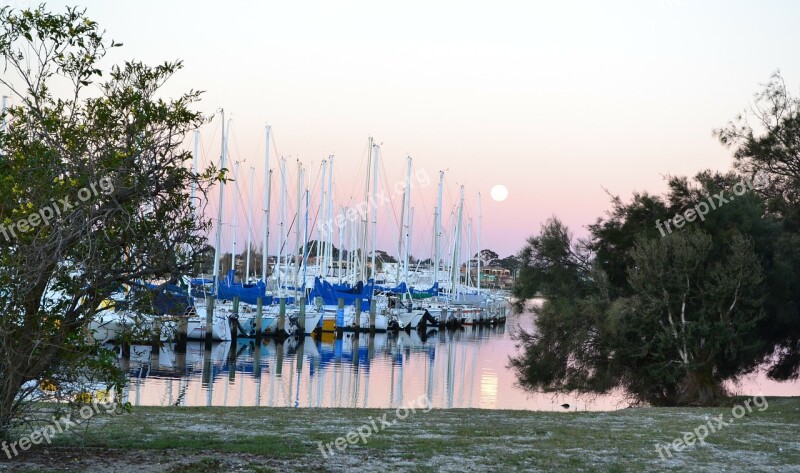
[143,282,194,315]
[309,277,372,310]
[191,270,270,305]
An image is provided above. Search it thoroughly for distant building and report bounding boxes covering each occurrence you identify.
[460,263,514,289]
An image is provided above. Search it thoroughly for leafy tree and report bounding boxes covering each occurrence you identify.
[0,6,216,438]
[715,72,800,379]
[374,250,397,263]
[622,230,765,405]
[511,172,784,406]
[299,240,340,259]
[511,218,591,312]
[474,249,499,266]
[510,219,617,395]
[715,71,800,229]
[496,254,521,271]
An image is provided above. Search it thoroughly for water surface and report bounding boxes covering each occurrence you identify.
[118,313,799,410]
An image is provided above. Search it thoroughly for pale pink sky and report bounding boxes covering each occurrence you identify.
[9,0,800,257]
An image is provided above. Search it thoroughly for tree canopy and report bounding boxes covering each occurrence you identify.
[511,73,800,406]
[0,6,216,437]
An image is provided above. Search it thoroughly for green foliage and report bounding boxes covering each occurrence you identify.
[511,218,592,311]
[715,72,800,379]
[511,172,786,406]
[475,249,499,265]
[0,6,216,438]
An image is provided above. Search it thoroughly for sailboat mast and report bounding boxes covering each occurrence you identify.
[261,125,271,283]
[245,166,255,281]
[326,156,335,278]
[211,109,227,294]
[434,171,444,287]
[360,137,373,282]
[401,156,412,283]
[278,158,287,295]
[338,206,345,282]
[396,188,406,284]
[452,185,465,300]
[303,184,309,294]
[466,218,472,287]
[318,159,327,277]
[230,160,240,280]
[407,207,414,284]
[191,130,199,217]
[354,219,360,283]
[370,143,379,280]
[477,192,482,291]
[294,161,303,299]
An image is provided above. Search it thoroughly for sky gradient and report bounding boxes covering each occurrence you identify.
[6,0,800,258]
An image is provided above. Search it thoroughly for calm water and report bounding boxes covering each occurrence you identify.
[116,314,800,411]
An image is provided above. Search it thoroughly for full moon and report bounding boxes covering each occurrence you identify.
[490,185,508,202]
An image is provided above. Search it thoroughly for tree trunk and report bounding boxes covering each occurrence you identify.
[679,364,726,406]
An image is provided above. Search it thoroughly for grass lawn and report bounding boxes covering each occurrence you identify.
[1,397,798,472]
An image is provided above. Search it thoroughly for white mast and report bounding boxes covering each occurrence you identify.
[354,219,360,283]
[401,156,412,284]
[396,187,406,284]
[434,171,444,287]
[303,183,310,288]
[338,206,345,282]
[261,125,271,283]
[407,207,414,284]
[184,130,199,265]
[452,185,465,300]
[191,130,199,217]
[466,218,472,287]
[230,160,240,280]
[245,165,255,281]
[477,192,482,291]
[326,156,335,278]
[318,159,327,276]
[278,158,287,295]
[370,142,379,280]
[211,110,227,294]
[294,161,303,298]
[360,137,373,282]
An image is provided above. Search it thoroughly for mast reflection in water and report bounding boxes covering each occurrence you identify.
[113,315,799,411]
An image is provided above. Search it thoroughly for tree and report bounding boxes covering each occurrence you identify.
[511,218,591,312]
[374,250,397,264]
[716,71,800,229]
[622,230,765,405]
[715,72,800,379]
[497,255,521,272]
[510,218,616,395]
[511,171,784,406]
[300,240,340,259]
[474,249,499,266]
[0,6,216,438]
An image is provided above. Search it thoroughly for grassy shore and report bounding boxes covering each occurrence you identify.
[2,397,799,472]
